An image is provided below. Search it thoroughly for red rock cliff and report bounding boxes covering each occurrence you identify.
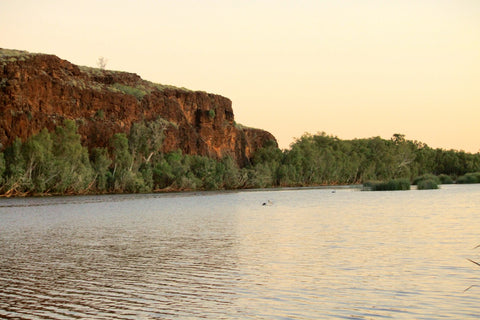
[0,49,276,166]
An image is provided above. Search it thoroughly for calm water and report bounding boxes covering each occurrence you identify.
[1,185,480,319]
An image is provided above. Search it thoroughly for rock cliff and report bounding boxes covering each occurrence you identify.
[0,49,276,166]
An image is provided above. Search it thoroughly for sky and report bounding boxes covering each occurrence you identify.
[1,0,479,152]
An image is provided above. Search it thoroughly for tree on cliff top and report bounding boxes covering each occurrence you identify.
[97,57,108,69]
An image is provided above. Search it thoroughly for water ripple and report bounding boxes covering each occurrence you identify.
[1,185,480,318]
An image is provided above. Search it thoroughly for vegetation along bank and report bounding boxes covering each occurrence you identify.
[1,48,479,196]
[1,123,479,196]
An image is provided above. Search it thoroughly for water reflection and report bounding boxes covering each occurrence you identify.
[1,185,480,318]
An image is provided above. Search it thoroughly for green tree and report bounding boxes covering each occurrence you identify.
[90,147,111,191]
[250,139,284,187]
[52,120,94,193]
[153,158,175,189]
[391,134,416,179]
[190,155,224,190]
[110,133,135,191]
[221,155,241,189]
[128,118,168,169]
[0,152,5,187]
[22,128,55,193]
[3,137,26,194]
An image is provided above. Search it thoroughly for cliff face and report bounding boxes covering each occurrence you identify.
[0,49,276,166]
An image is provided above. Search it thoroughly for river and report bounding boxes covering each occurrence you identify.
[1,184,479,319]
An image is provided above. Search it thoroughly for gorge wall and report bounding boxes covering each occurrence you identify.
[0,49,276,166]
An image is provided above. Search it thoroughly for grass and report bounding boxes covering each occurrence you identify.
[0,48,32,60]
[78,66,194,99]
[152,82,192,93]
[1,49,196,98]
[234,122,256,130]
[109,83,148,101]
[78,65,105,77]
[2,47,221,114]
[0,48,34,66]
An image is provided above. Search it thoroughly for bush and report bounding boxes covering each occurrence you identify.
[362,181,380,190]
[438,174,454,184]
[95,109,104,119]
[457,172,480,184]
[365,178,411,191]
[417,179,439,190]
[413,174,440,185]
[208,109,215,119]
[110,83,147,101]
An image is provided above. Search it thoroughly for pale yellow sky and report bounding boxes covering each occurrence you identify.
[1,0,479,152]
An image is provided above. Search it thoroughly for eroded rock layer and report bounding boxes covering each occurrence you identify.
[0,49,276,165]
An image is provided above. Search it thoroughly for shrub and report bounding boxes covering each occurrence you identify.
[110,83,147,101]
[362,181,379,190]
[413,174,440,185]
[95,109,104,119]
[208,109,215,119]
[457,172,480,184]
[365,178,411,191]
[153,83,191,92]
[438,174,454,184]
[417,179,439,190]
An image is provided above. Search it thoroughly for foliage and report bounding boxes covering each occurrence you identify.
[95,109,105,119]
[110,83,147,101]
[412,174,440,185]
[1,127,480,196]
[221,155,243,189]
[0,153,5,185]
[21,128,55,193]
[110,133,136,191]
[247,132,480,190]
[52,120,94,193]
[208,109,215,119]
[417,179,439,190]
[457,172,480,184]
[365,179,411,191]
[90,148,111,191]
[152,82,191,92]
[413,173,441,190]
[438,174,454,184]
[0,121,93,195]
[3,138,26,194]
[128,118,168,168]
[0,48,33,66]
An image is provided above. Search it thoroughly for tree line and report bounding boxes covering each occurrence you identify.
[0,120,478,196]
[251,132,480,187]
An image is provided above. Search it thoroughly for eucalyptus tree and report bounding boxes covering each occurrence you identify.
[52,120,94,193]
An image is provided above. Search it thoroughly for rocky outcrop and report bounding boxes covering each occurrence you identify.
[0,49,276,166]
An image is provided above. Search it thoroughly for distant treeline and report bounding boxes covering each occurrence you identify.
[252,132,480,187]
[0,120,479,196]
